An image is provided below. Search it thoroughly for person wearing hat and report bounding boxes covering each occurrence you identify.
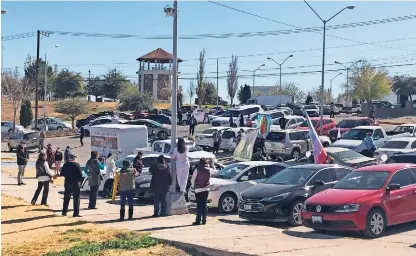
[16,142,29,186]
[60,153,82,217]
[149,155,172,217]
[118,160,138,220]
[133,151,143,174]
[46,144,54,169]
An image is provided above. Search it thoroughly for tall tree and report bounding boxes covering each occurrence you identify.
[118,85,154,112]
[24,54,54,100]
[348,63,391,102]
[269,82,306,103]
[87,76,105,96]
[203,81,217,104]
[226,55,239,106]
[55,69,86,99]
[54,98,89,129]
[187,81,196,105]
[196,49,206,107]
[102,69,130,99]
[2,68,31,131]
[237,84,252,104]
[19,99,33,127]
[392,75,416,101]
[308,87,332,104]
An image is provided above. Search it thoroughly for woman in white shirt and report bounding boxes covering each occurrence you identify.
[105,152,117,178]
[170,138,190,193]
[31,152,54,206]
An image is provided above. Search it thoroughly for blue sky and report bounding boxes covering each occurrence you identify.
[2,1,416,103]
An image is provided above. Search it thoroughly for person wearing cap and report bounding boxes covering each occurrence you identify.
[149,155,172,217]
[16,142,29,186]
[60,153,82,217]
[31,152,54,206]
[133,151,143,174]
[118,160,138,220]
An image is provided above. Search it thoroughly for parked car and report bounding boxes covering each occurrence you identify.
[374,137,416,160]
[132,111,150,119]
[124,119,171,140]
[76,111,116,128]
[32,117,72,131]
[271,115,306,130]
[195,127,231,150]
[188,161,288,213]
[351,104,362,114]
[246,110,288,128]
[297,117,336,136]
[147,114,171,125]
[8,131,41,151]
[341,106,352,114]
[211,105,264,127]
[322,105,340,115]
[275,106,293,115]
[328,117,379,142]
[239,164,353,226]
[81,116,127,136]
[325,147,377,168]
[182,108,205,124]
[1,121,24,135]
[303,105,320,117]
[302,164,416,238]
[265,129,312,159]
[387,151,416,163]
[385,124,416,136]
[220,127,255,152]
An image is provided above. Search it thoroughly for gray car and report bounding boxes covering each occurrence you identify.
[124,119,171,140]
[32,117,72,131]
[8,131,41,152]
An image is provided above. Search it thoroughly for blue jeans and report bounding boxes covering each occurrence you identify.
[120,190,134,210]
[153,191,168,216]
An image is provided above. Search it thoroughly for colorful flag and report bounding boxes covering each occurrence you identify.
[256,114,272,139]
[233,129,258,162]
[303,111,328,164]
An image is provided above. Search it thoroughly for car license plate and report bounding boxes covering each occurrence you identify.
[244,204,252,211]
[312,216,323,224]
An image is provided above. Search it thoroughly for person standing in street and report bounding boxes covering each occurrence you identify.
[362,131,377,158]
[16,142,29,186]
[203,106,210,123]
[46,144,54,169]
[171,138,190,194]
[133,151,143,174]
[191,158,212,225]
[79,126,85,147]
[212,130,221,155]
[279,116,286,130]
[150,155,172,217]
[39,131,46,153]
[189,115,197,136]
[86,151,101,209]
[239,113,245,127]
[64,146,71,163]
[229,114,234,127]
[118,160,138,220]
[61,154,82,217]
[329,102,335,118]
[31,152,53,206]
[178,111,183,125]
[54,147,63,176]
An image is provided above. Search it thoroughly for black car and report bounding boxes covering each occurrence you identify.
[239,164,353,226]
[387,151,416,164]
[76,111,115,128]
[147,114,171,125]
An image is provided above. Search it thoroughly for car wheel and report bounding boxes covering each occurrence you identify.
[158,131,168,140]
[218,192,237,214]
[291,148,301,160]
[362,208,386,238]
[288,200,304,226]
[57,126,63,131]
[102,179,116,198]
[8,144,13,152]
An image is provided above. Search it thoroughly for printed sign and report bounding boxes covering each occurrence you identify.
[233,129,258,162]
[256,114,272,138]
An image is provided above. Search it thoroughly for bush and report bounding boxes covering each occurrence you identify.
[19,99,33,127]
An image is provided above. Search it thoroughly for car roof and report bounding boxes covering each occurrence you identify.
[385,137,416,142]
[288,164,339,169]
[356,163,416,173]
[263,109,285,114]
[354,126,379,129]
[325,147,350,153]
[229,105,262,111]
[153,139,193,144]
[397,123,416,127]
[237,161,287,166]
[283,115,304,119]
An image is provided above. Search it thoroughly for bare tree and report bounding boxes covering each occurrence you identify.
[187,81,196,105]
[196,49,206,108]
[227,55,239,106]
[1,68,31,131]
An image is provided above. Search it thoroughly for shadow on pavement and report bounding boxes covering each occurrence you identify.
[384,221,416,237]
[187,206,232,217]
[217,218,291,229]
[410,244,416,249]
[2,220,88,235]
[137,224,194,232]
[2,214,57,225]
[1,204,27,210]
[282,230,343,239]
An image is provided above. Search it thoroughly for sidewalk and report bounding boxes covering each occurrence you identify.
[1,171,415,256]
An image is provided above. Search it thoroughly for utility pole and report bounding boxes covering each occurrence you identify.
[88,69,92,100]
[216,58,219,110]
[34,30,50,129]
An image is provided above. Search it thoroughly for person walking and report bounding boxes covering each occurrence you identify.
[16,142,29,186]
[229,114,234,127]
[189,115,197,136]
[329,102,335,118]
[239,113,245,127]
[149,155,172,217]
[203,106,210,123]
[31,152,53,206]
[46,144,54,169]
[178,111,183,125]
[171,138,190,194]
[54,147,63,176]
[133,151,143,174]
[64,146,71,163]
[118,160,137,220]
[191,158,212,225]
[39,131,46,153]
[79,126,85,147]
[86,151,101,209]
[61,154,82,217]
[212,130,221,155]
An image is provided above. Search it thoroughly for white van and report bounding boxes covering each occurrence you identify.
[220,127,255,151]
[210,105,264,127]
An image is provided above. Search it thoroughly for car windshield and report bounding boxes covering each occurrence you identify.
[221,111,232,117]
[328,149,364,162]
[265,167,316,185]
[51,117,64,123]
[380,140,409,149]
[393,126,414,133]
[342,129,372,140]
[266,131,285,142]
[304,105,317,109]
[299,120,318,127]
[336,119,357,128]
[115,156,135,168]
[333,171,390,190]
[201,129,218,134]
[212,163,249,180]
[147,120,162,127]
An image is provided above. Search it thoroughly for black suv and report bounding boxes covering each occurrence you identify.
[239,164,353,226]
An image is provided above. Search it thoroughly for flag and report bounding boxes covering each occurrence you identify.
[337,126,341,140]
[233,129,258,162]
[303,111,328,164]
[256,114,272,139]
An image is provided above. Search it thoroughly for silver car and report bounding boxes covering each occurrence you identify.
[265,129,312,159]
[8,131,41,152]
[32,117,71,131]
[1,121,24,135]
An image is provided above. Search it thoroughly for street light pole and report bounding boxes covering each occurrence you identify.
[330,72,342,100]
[267,55,293,92]
[1,10,6,73]
[335,60,362,106]
[44,45,59,130]
[252,64,265,98]
[304,0,355,135]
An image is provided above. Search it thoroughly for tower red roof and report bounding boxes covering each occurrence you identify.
[136,48,182,63]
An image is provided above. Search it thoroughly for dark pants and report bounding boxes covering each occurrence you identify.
[31,181,50,205]
[203,113,209,123]
[88,185,99,209]
[39,139,44,152]
[330,111,335,118]
[240,122,244,127]
[213,142,220,154]
[153,191,168,216]
[62,182,81,216]
[195,191,209,223]
[189,125,195,136]
[80,136,84,146]
[120,190,134,210]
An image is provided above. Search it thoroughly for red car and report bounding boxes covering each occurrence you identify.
[327,117,379,142]
[302,164,416,238]
[297,117,336,136]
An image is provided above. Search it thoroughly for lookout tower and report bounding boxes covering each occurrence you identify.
[136,48,182,102]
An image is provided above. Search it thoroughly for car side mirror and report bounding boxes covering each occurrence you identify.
[240,176,249,181]
[313,180,325,187]
[387,184,400,192]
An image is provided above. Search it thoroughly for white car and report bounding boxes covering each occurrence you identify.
[375,137,416,160]
[303,105,320,117]
[82,116,127,136]
[210,105,264,127]
[220,127,256,152]
[1,121,24,135]
[245,110,289,128]
[182,108,206,124]
[195,127,231,149]
[188,161,288,214]
[270,115,306,130]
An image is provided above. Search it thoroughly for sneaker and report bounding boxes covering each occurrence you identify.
[21,182,26,185]
[151,214,159,218]
[192,222,201,226]
[62,213,67,216]
[73,215,82,218]
[41,203,49,206]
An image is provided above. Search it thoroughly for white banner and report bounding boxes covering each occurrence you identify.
[233,129,258,162]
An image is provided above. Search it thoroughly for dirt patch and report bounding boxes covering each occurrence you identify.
[1,194,189,256]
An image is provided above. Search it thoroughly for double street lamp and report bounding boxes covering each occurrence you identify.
[267,55,293,92]
[252,64,265,97]
[44,44,59,130]
[330,72,342,100]
[304,0,355,135]
[334,60,362,106]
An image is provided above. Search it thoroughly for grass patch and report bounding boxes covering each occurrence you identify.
[61,229,90,235]
[43,233,158,256]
